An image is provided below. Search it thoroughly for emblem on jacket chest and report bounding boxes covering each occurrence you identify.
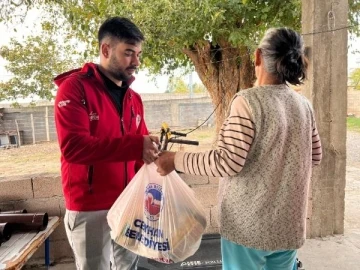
[58,100,70,107]
[136,114,141,128]
[89,111,99,121]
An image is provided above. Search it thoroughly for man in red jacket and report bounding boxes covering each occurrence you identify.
[54,17,159,270]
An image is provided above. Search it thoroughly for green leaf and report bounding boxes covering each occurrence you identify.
[0,0,359,107]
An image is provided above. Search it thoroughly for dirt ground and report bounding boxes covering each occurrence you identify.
[2,129,360,269]
[0,128,216,180]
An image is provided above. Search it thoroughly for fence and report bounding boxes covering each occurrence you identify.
[1,90,359,146]
[0,94,215,146]
[0,106,57,146]
[348,90,360,117]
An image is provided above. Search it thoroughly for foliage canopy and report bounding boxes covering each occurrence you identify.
[350,68,360,90]
[0,0,304,80]
[0,0,359,127]
[0,34,83,102]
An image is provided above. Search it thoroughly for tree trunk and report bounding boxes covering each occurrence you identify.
[184,41,255,131]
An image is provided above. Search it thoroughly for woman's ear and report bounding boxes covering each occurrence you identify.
[255,48,261,67]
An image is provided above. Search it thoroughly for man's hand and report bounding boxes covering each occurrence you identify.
[143,135,160,164]
[154,151,176,176]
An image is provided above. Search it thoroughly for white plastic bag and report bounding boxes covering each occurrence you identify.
[107,163,207,264]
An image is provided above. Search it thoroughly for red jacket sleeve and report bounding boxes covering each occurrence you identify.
[54,78,144,165]
[134,95,149,171]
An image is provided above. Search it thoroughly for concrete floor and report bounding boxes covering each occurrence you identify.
[297,232,360,270]
[23,232,360,270]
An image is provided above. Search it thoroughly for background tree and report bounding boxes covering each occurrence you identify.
[0,34,84,102]
[0,3,87,104]
[349,68,360,90]
[166,76,189,94]
[166,76,206,94]
[349,0,360,37]
[58,0,303,128]
[1,0,359,127]
[193,82,207,94]
[0,0,303,126]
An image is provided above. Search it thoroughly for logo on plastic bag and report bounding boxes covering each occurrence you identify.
[144,183,163,221]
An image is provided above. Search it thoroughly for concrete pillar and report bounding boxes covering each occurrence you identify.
[45,106,50,142]
[302,0,348,237]
[30,113,36,145]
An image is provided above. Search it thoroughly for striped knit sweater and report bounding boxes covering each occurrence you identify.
[174,84,322,251]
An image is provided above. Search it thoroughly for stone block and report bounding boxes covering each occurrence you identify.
[204,207,210,229]
[179,174,209,185]
[32,175,62,198]
[51,219,67,241]
[14,197,63,217]
[31,239,74,262]
[205,225,220,234]
[0,178,33,202]
[209,176,220,185]
[193,185,218,207]
[0,201,16,212]
[59,197,66,217]
[307,216,321,239]
[210,205,220,228]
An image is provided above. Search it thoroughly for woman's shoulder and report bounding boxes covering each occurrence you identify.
[235,86,259,96]
[235,85,276,98]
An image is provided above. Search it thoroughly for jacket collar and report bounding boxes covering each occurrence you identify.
[53,62,136,87]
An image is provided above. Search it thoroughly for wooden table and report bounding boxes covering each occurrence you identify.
[0,216,60,270]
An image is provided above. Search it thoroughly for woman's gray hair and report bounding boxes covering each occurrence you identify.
[258,28,307,85]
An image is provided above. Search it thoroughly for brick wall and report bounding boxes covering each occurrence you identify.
[0,175,72,262]
[0,173,220,263]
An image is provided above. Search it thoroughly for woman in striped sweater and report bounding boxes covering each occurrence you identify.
[155,27,322,270]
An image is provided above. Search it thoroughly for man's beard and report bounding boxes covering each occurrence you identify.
[108,56,136,81]
[109,68,130,81]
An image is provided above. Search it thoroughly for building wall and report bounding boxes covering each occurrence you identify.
[348,90,360,117]
[0,173,219,263]
[0,94,214,145]
[0,91,358,146]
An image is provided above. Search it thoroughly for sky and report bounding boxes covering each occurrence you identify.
[0,8,359,103]
[0,28,172,95]
[0,9,200,97]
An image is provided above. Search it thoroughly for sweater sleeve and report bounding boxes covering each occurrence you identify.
[174,96,255,177]
[311,121,322,166]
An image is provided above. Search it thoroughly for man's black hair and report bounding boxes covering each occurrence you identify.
[98,17,144,46]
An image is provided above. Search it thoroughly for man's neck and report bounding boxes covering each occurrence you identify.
[97,65,123,87]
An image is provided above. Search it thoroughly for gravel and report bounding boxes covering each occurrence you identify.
[347,131,360,166]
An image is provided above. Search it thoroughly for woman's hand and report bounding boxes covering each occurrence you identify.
[154,151,176,176]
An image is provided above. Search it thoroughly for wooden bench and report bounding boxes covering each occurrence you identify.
[0,216,60,270]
